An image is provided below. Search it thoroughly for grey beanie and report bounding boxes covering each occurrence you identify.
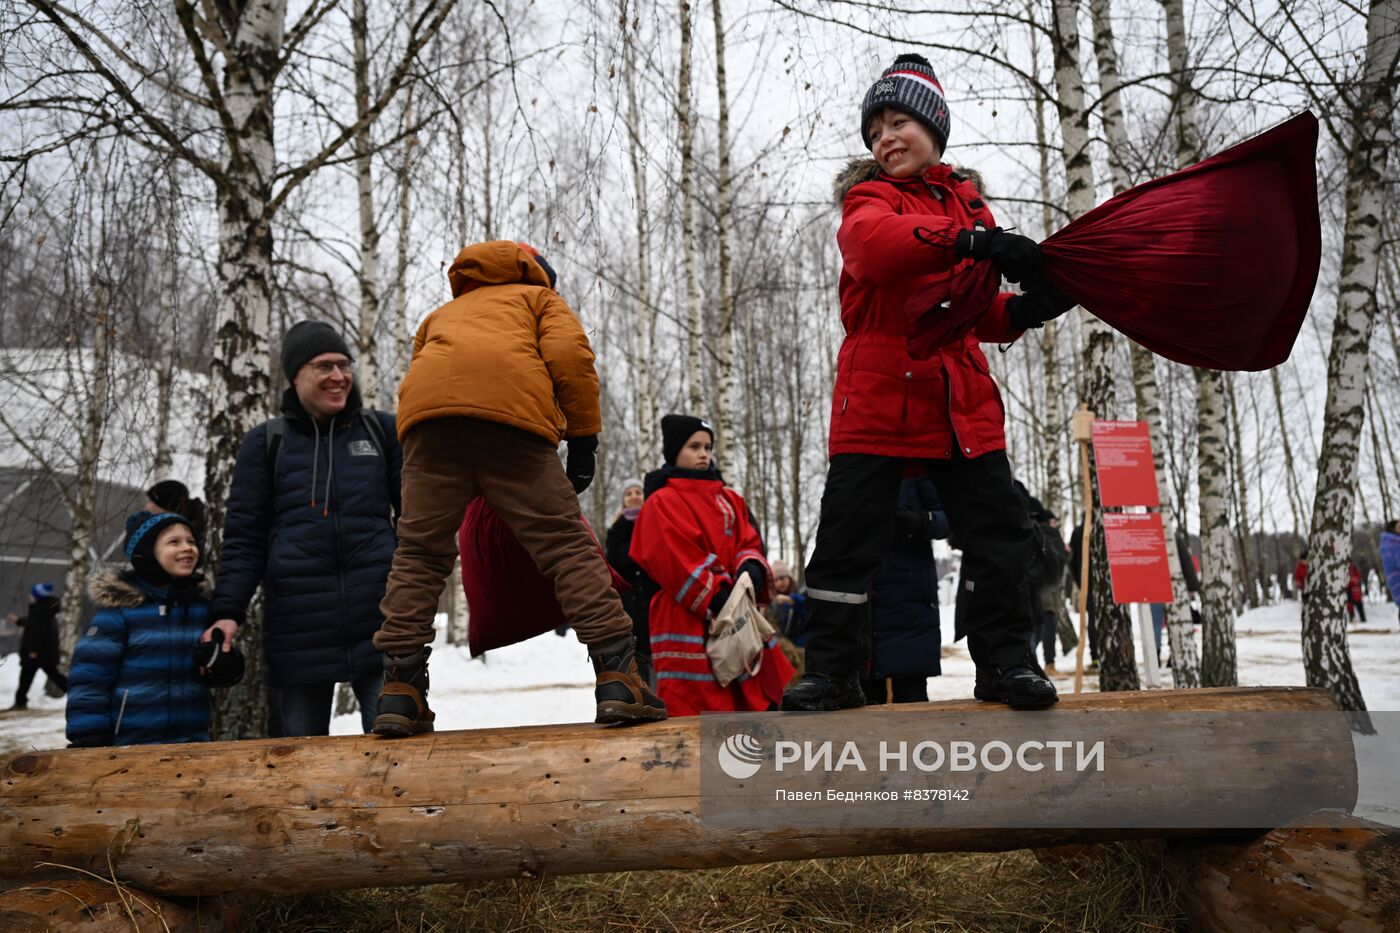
[281,320,352,381]
[860,53,951,153]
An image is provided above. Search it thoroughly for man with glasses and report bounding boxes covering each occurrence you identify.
[204,320,402,737]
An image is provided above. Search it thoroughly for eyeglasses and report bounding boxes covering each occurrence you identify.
[308,360,354,378]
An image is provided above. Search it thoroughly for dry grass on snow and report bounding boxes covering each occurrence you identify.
[245,844,1187,932]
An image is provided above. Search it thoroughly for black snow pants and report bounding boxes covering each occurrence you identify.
[802,449,1035,678]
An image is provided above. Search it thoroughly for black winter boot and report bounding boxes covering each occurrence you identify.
[973,658,1059,710]
[590,636,667,725]
[780,671,867,712]
[373,647,435,737]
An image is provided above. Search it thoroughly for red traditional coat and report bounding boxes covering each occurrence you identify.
[629,473,794,716]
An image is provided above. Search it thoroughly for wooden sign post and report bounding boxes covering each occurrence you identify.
[1071,405,1095,695]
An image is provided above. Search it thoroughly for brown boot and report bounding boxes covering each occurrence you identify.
[590,636,667,725]
[373,647,436,737]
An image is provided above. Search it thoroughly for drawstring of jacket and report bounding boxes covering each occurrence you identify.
[323,420,335,517]
[310,420,321,511]
[308,418,336,517]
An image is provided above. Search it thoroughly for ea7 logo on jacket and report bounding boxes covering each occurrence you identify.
[348,440,380,457]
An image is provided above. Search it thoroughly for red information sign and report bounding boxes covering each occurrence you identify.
[1091,420,1160,507]
[1103,513,1174,604]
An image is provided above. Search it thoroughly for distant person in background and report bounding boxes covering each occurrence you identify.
[766,559,809,645]
[1347,560,1367,624]
[1381,520,1400,624]
[145,479,208,558]
[605,478,655,685]
[1293,548,1309,596]
[7,582,67,710]
[863,475,949,704]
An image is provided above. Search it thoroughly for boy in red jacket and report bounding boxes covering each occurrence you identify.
[782,54,1071,713]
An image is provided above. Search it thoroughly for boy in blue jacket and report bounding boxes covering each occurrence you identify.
[66,512,240,747]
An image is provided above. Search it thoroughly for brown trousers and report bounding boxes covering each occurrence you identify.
[375,417,630,656]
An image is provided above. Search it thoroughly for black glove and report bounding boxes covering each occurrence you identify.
[892,507,930,542]
[1007,281,1077,330]
[708,584,734,619]
[955,226,1043,285]
[565,435,598,494]
[738,559,767,602]
[193,628,246,688]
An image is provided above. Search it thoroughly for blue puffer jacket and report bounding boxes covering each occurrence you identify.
[66,571,212,747]
[869,476,950,680]
[1382,530,1400,607]
[210,387,401,687]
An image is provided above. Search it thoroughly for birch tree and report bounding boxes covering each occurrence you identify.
[1300,0,1399,718]
[1051,0,1138,691]
[678,0,705,413]
[711,0,737,461]
[1089,0,1201,686]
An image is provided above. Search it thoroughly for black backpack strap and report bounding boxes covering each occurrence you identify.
[359,409,399,522]
[358,409,389,461]
[264,416,286,480]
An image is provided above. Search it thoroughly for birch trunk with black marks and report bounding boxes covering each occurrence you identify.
[623,9,657,468]
[202,0,288,741]
[153,178,179,479]
[1301,0,1399,721]
[1226,374,1259,608]
[1092,0,1198,685]
[711,0,736,463]
[352,0,382,410]
[1161,0,1237,685]
[1052,0,1137,691]
[1028,1,1064,520]
[1196,368,1237,686]
[392,82,416,403]
[1270,367,1305,568]
[678,0,704,413]
[58,283,112,664]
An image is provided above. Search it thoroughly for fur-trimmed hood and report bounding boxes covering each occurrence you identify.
[832,158,986,206]
[87,568,213,609]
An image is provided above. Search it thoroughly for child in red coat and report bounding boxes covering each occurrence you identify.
[629,415,795,716]
[783,53,1070,713]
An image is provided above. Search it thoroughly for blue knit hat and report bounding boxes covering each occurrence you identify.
[124,511,193,585]
[30,582,55,600]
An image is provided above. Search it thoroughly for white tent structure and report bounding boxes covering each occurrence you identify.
[0,348,207,618]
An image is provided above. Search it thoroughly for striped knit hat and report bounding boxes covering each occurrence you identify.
[860,53,950,153]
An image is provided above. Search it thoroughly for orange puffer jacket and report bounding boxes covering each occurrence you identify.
[397,241,601,444]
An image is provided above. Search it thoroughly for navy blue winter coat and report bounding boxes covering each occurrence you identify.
[66,571,211,747]
[868,477,950,679]
[210,387,401,687]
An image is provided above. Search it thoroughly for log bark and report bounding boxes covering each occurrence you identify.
[0,687,1352,896]
[1172,819,1400,933]
[0,878,246,933]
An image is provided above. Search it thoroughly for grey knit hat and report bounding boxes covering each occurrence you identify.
[860,53,950,153]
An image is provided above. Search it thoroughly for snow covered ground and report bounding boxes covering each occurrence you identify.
[4,598,1396,823]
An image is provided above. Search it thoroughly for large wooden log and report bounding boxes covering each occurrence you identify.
[0,687,1356,896]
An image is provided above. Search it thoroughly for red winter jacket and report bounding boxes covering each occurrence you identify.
[830,160,1023,460]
